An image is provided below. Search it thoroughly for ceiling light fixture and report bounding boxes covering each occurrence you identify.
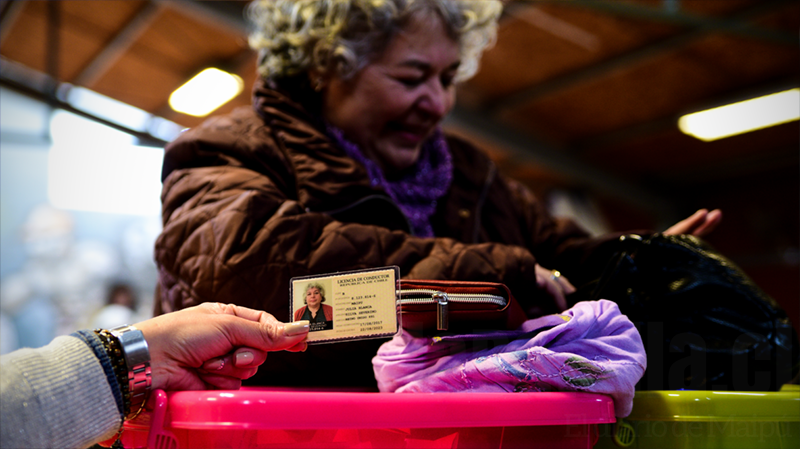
[169,68,243,117]
[678,88,799,142]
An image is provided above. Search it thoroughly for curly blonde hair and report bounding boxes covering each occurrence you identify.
[247,0,502,82]
[304,282,326,303]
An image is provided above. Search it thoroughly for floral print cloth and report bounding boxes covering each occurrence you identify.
[373,300,646,417]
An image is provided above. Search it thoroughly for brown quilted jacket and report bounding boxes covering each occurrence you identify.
[154,79,620,386]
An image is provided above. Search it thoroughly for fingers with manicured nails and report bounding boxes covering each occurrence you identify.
[136,304,310,392]
[200,347,267,378]
[234,349,256,367]
[284,320,311,336]
[202,357,226,371]
[272,321,309,352]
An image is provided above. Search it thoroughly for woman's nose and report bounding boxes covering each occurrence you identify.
[418,80,452,119]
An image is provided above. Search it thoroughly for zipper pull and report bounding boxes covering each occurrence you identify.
[434,291,448,331]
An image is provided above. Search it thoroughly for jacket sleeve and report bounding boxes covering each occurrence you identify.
[155,165,539,318]
[155,120,540,321]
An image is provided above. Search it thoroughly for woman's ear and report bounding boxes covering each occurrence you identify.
[308,69,327,92]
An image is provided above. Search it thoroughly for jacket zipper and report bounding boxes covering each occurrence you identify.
[398,289,507,331]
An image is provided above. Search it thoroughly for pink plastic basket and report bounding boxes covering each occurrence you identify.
[121,387,616,449]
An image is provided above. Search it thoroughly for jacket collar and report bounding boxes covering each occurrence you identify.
[250,77,496,237]
[252,77,409,228]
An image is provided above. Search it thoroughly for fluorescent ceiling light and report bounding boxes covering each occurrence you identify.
[678,88,800,141]
[169,68,243,117]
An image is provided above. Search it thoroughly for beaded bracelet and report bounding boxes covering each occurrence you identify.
[95,330,132,416]
[95,326,151,448]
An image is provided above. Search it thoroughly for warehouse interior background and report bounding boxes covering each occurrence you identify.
[1,0,797,353]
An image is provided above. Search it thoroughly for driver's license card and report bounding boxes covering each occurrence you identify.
[290,266,400,344]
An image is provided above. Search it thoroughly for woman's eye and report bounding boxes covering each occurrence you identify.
[397,77,423,87]
[441,75,454,88]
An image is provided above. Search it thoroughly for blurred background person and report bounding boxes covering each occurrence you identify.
[89,281,149,330]
[0,204,121,352]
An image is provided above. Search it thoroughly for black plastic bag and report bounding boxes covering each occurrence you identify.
[570,233,799,391]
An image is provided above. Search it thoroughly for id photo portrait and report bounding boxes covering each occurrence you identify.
[295,282,334,331]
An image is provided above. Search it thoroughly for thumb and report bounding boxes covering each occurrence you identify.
[222,317,310,353]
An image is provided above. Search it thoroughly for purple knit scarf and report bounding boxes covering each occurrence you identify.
[325,124,453,237]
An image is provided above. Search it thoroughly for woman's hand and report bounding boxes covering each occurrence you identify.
[664,208,722,237]
[535,264,575,312]
[135,303,309,391]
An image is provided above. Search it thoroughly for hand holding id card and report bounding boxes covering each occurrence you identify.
[290,267,400,344]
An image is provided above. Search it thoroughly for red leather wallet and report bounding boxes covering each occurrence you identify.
[398,280,527,335]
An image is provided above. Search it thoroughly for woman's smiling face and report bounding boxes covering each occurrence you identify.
[322,14,460,177]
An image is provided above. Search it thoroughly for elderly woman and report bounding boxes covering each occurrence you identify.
[154,0,719,387]
[294,283,333,330]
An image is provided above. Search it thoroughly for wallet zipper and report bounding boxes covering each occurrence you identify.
[398,289,507,331]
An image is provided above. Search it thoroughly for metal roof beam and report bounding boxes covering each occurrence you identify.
[73,1,162,88]
[490,0,796,114]
[525,0,797,46]
[444,105,678,222]
[155,0,249,37]
[0,1,26,46]
[1,58,169,147]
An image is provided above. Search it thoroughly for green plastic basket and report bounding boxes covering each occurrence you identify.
[595,385,800,449]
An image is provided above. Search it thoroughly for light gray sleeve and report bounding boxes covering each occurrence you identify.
[1,335,121,449]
